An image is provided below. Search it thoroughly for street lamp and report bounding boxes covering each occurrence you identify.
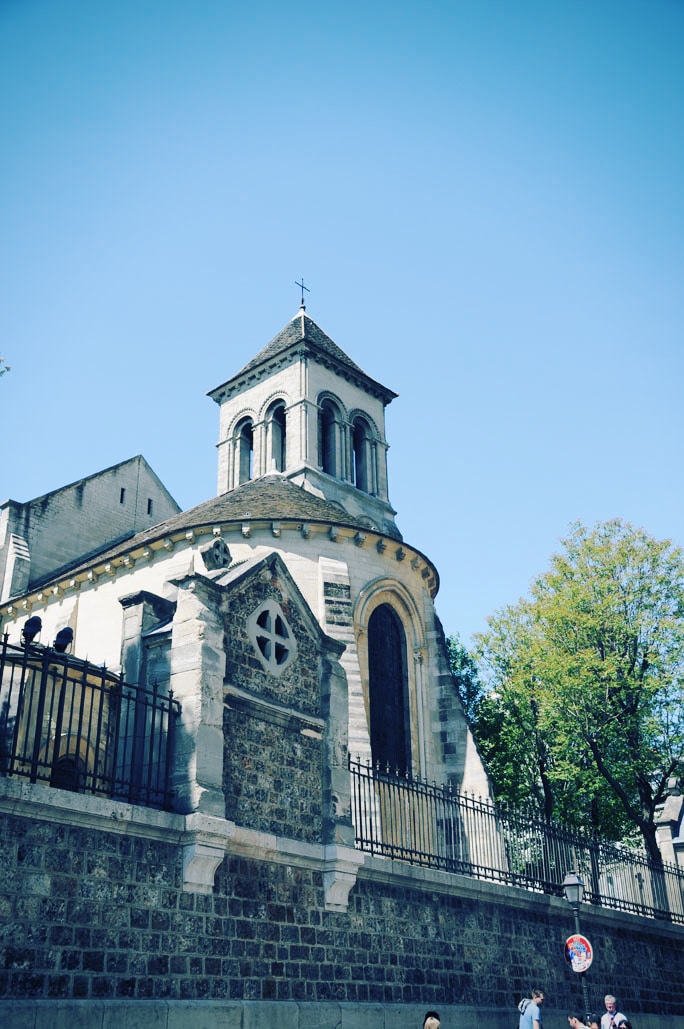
[562,870,591,1020]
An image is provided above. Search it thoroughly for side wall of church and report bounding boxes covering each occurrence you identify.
[1,805,682,1024]
[0,458,180,602]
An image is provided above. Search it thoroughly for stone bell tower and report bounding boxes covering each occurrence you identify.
[207,303,401,539]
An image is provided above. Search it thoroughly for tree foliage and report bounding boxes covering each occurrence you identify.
[471,519,684,861]
[446,633,483,726]
[0,356,9,377]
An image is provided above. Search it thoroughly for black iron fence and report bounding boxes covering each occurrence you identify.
[0,635,180,810]
[349,756,684,924]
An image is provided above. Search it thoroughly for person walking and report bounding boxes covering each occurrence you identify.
[519,989,545,1029]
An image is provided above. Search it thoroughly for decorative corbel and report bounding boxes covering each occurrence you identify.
[182,842,226,895]
[322,845,364,912]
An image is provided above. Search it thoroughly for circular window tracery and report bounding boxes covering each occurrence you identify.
[247,600,297,675]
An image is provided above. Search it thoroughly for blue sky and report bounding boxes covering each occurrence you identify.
[2,0,682,644]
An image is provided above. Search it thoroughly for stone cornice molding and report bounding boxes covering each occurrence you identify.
[1,520,438,618]
[224,683,325,738]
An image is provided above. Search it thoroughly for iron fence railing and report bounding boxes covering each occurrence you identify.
[0,635,180,810]
[349,756,684,924]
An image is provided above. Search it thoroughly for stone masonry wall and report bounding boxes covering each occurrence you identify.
[13,458,180,591]
[223,570,321,715]
[221,565,327,840]
[1,809,683,1019]
[222,706,323,842]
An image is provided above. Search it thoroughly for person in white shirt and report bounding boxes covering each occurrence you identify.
[600,995,626,1029]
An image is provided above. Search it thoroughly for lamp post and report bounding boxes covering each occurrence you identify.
[562,870,591,1020]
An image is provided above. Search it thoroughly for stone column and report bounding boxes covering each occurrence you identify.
[119,590,175,686]
[320,636,354,847]
[169,573,226,817]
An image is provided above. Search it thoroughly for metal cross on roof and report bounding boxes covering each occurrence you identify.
[295,278,310,308]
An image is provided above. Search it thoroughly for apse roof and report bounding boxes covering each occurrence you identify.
[208,308,397,404]
[27,476,375,589]
[161,475,370,534]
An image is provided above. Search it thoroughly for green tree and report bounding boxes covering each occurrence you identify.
[474,519,684,863]
[0,356,9,377]
[446,633,483,726]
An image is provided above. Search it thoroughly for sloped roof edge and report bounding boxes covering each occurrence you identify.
[207,310,397,404]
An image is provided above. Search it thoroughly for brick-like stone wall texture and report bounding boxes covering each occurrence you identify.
[222,706,323,841]
[223,571,321,715]
[222,567,325,840]
[1,811,684,1016]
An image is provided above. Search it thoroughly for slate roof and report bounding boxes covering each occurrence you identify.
[163,475,369,534]
[208,309,397,404]
[28,477,374,589]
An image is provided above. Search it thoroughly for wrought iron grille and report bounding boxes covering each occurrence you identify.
[349,756,684,924]
[0,634,180,810]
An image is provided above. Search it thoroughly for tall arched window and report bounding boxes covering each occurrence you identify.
[318,399,338,476]
[266,401,286,472]
[368,604,410,774]
[235,418,254,484]
[352,416,373,493]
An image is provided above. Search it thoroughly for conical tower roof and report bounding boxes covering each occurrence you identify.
[208,308,397,405]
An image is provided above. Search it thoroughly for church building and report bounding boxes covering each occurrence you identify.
[2,305,677,1028]
[0,303,489,812]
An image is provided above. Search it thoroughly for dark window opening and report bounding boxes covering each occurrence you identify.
[319,400,338,476]
[268,401,286,472]
[50,755,84,793]
[352,418,372,493]
[368,604,411,775]
[237,419,254,484]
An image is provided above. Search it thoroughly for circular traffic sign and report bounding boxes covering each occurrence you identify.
[564,933,593,972]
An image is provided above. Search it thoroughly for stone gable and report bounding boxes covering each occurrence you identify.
[223,562,322,716]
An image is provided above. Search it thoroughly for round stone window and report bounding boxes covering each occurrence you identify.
[247,600,297,676]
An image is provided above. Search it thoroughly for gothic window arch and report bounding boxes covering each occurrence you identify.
[265,400,287,472]
[368,604,411,775]
[235,418,254,485]
[351,415,375,494]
